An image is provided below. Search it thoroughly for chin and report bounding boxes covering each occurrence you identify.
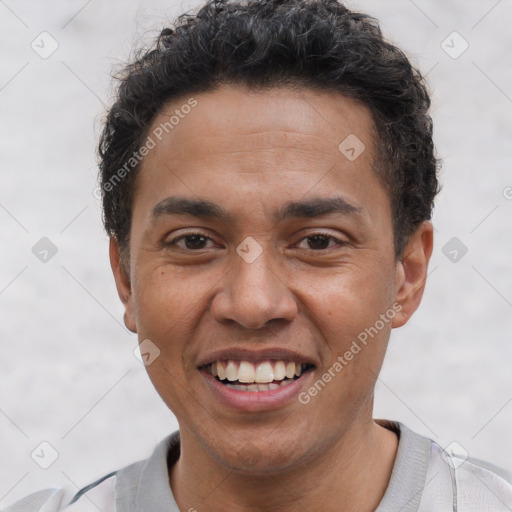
[220,447,301,475]
[204,431,308,475]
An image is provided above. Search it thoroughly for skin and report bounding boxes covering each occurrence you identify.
[110,84,433,511]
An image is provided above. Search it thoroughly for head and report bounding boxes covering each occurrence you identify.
[102,0,439,473]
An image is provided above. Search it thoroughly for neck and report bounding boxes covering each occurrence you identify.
[169,419,398,512]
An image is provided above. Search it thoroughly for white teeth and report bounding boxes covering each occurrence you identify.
[210,359,309,386]
[223,379,297,392]
[273,360,286,380]
[217,361,226,380]
[255,361,274,383]
[225,360,238,381]
[238,361,255,383]
[285,362,296,379]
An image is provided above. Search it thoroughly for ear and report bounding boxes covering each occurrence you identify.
[391,221,434,328]
[109,238,137,333]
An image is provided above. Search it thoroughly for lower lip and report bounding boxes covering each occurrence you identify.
[200,369,314,412]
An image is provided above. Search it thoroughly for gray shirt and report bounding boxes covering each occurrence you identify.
[4,421,512,511]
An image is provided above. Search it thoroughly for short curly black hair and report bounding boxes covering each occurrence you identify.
[99,0,440,260]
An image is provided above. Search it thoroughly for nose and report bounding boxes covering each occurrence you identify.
[210,245,298,330]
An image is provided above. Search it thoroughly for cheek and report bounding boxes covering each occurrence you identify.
[130,268,199,383]
[133,266,206,335]
[130,267,209,416]
[304,263,395,345]
[298,266,394,408]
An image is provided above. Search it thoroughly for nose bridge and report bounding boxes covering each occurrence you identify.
[236,242,279,294]
[211,238,298,330]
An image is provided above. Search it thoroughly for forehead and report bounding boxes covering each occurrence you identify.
[146,85,376,166]
[131,85,388,229]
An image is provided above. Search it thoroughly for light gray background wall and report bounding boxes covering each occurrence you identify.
[1,0,511,506]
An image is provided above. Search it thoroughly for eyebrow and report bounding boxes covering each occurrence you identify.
[152,196,234,223]
[276,196,362,220]
[151,195,363,224]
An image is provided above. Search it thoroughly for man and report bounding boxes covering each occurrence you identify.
[6,0,512,510]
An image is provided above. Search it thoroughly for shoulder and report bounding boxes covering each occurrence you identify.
[376,420,512,511]
[2,432,179,512]
[2,489,70,512]
[425,435,512,510]
[1,472,119,512]
[447,448,512,509]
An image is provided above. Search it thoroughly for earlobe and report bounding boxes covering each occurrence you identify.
[109,238,137,333]
[391,221,434,328]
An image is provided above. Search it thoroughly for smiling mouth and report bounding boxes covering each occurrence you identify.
[201,359,315,392]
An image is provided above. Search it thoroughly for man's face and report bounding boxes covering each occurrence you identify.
[113,85,419,472]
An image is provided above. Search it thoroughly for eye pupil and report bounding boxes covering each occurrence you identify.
[185,235,207,249]
[308,235,330,250]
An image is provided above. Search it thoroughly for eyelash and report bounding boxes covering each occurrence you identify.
[165,231,348,251]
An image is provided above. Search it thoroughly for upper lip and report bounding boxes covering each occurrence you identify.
[196,347,317,368]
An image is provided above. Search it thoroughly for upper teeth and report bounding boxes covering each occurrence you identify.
[211,360,304,383]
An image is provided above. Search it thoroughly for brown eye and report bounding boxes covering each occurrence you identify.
[182,235,208,250]
[296,233,347,251]
[306,234,331,250]
[166,233,215,250]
